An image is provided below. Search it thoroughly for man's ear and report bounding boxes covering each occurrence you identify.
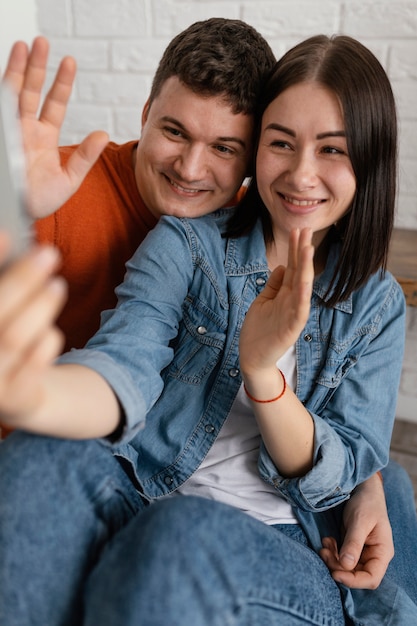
[141,98,151,128]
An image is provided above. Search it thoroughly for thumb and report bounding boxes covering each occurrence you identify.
[260,265,285,300]
[338,529,366,570]
[66,130,109,187]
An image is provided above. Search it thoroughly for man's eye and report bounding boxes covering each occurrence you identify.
[165,127,183,137]
[215,145,234,155]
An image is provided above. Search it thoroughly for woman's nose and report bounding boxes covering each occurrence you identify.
[286,152,318,190]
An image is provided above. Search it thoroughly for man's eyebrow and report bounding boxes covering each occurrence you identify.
[265,123,346,140]
[160,115,187,130]
[160,116,247,148]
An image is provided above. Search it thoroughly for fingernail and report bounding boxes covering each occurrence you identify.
[32,246,59,267]
[340,553,355,566]
[48,276,67,294]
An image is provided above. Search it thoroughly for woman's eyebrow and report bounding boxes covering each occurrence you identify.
[316,130,346,139]
[265,123,295,137]
[265,123,346,141]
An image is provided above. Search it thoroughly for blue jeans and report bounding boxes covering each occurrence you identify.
[382,459,417,601]
[0,431,414,625]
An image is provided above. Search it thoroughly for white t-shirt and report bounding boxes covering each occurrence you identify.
[170,347,299,525]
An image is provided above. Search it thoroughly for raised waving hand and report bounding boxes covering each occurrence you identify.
[239,228,315,477]
[240,227,314,376]
[2,37,108,218]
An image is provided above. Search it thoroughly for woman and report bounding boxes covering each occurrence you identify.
[0,35,414,624]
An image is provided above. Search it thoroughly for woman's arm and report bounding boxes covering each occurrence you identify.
[239,228,316,477]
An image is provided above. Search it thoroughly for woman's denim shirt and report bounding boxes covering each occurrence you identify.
[60,210,411,624]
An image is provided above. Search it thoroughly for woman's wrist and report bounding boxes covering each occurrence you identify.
[244,369,287,403]
[242,367,286,403]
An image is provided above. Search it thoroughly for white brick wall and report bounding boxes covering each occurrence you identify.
[34,0,417,421]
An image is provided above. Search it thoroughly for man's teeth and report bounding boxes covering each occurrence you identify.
[170,179,201,194]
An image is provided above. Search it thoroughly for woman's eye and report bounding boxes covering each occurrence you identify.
[271,140,290,149]
[322,146,345,155]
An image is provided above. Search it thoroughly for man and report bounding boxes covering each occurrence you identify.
[0,18,416,623]
[7,20,266,351]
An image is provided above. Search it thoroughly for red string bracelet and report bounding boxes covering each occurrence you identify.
[243,369,287,403]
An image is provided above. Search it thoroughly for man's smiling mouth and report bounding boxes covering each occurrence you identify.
[168,177,205,194]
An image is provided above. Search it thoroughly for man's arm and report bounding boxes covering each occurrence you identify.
[320,472,393,589]
[2,37,108,218]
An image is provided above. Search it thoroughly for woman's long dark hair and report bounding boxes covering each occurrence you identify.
[226,35,398,306]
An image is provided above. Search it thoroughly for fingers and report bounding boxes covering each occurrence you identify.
[8,37,50,118]
[283,228,314,325]
[338,532,367,571]
[0,245,61,323]
[0,245,66,400]
[330,549,387,589]
[2,40,29,92]
[283,228,314,285]
[319,536,341,571]
[64,131,109,186]
[320,535,391,590]
[38,55,77,129]
[260,265,285,299]
[2,37,77,129]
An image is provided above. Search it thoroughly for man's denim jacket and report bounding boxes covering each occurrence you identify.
[61,210,413,624]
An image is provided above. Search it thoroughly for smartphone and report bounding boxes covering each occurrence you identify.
[0,81,33,261]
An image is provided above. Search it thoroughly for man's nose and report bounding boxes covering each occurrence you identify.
[174,144,208,182]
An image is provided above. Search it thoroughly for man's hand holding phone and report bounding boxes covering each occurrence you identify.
[0,235,66,429]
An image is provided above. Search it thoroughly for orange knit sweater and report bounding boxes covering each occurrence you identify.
[35,141,158,352]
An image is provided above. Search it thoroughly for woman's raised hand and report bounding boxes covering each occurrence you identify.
[239,228,314,376]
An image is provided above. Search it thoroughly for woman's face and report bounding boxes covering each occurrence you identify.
[256,81,356,247]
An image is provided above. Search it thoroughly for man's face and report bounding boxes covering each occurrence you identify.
[134,76,254,219]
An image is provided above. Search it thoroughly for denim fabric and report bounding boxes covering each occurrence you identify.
[56,210,410,623]
[60,211,406,510]
[0,433,415,625]
[84,499,346,626]
[382,460,417,602]
[0,432,146,626]
[3,210,410,624]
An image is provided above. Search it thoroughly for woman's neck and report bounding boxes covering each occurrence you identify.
[266,231,330,275]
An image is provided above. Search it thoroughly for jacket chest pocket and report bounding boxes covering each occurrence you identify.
[166,297,227,385]
[310,354,358,411]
